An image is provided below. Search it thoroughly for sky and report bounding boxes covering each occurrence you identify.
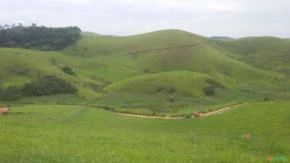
[0,0,289,37]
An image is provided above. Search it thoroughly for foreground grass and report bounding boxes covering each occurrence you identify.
[0,102,289,162]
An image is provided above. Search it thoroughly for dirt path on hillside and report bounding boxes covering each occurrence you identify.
[116,103,245,120]
[130,44,200,55]
[116,113,184,120]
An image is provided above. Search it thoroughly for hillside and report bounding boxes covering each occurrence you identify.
[215,37,290,75]
[209,36,235,41]
[64,30,283,84]
[105,71,226,97]
[0,48,102,99]
[0,29,289,114]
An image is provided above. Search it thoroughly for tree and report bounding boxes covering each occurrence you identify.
[0,24,81,50]
[0,86,22,101]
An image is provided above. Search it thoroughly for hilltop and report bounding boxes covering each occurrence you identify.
[209,36,235,41]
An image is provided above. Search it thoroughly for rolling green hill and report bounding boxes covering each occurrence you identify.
[215,37,290,74]
[1,29,289,113]
[64,30,284,84]
[0,48,103,99]
[105,71,226,97]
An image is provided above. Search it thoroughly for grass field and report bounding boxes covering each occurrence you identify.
[0,101,289,162]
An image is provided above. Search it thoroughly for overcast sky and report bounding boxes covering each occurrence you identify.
[0,0,289,37]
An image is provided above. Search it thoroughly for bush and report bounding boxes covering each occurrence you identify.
[22,76,77,96]
[156,86,164,92]
[168,87,177,94]
[203,86,215,96]
[62,66,76,76]
[100,105,115,111]
[0,86,22,101]
[206,79,225,89]
[184,114,192,119]
[168,96,175,102]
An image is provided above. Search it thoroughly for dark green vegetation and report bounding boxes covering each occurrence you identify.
[0,24,81,50]
[0,102,289,162]
[0,76,76,101]
[22,76,77,96]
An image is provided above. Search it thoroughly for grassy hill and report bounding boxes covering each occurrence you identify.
[1,28,290,162]
[105,71,226,97]
[0,29,289,113]
[215,37,290,75]
[64,30,284,84]
[0,48,103,99]
[65,29,206,57]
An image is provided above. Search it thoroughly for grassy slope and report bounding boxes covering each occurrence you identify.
[0,102,289,162]
[215,37,290,74]
[105,71,226,97]
[65,29,206,57]
[0,29,288,112]
[0,48,102,99]
[65,30,284,85]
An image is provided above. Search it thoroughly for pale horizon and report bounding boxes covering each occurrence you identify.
[1,0,290,38]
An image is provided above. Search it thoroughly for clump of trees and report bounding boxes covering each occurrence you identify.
[22,76,77,96]
[0,23,81,50]
[0,86,22,101]
[0,76,77,101]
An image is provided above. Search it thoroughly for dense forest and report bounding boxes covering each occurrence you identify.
[0,24,81,50]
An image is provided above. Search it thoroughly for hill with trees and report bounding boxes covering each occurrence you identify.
[0,27,289,114]
[0,24,81,50]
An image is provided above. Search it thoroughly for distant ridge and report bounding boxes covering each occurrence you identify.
[81,31,100,36]
[210,36,235,41]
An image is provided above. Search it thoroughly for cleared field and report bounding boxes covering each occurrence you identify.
[0,102,289,162]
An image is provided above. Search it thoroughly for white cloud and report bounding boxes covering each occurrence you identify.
[0,0,290,37]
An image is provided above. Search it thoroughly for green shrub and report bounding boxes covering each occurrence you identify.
[206,79,225,89]
[184,114,192,119]
[156,86,164,92]
[203,86,215,96]
[22,76,77,96]
[62,66,76,76]
[168,87,177,93]
[0,86,22,101]
[168,96,175,102]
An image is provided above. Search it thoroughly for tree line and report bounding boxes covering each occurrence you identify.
[0,76,77,101]
[0,23,81,50]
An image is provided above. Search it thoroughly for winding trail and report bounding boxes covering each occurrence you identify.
[116,103,245,120]
[129,43,200,55]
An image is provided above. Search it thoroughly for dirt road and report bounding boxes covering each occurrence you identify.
[116,103,244,120]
